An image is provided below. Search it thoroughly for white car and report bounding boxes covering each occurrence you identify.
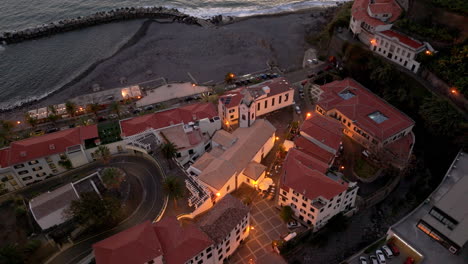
[376,250,386,264]
[369,255,378,264]
[295,105,301,114]
[359,256,368,264]
[287,220,300,229]
[381,245,393,258]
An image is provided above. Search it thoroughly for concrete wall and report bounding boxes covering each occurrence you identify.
[252,134,275,163]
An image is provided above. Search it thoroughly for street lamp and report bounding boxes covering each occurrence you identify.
[306,112,312,118]
[16,121,21,125]
[275,136,280,141]
[451,88,458,95]
[216,192,221,197]
[340,165,345,170]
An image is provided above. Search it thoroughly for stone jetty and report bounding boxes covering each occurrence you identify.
[0,6,219,44]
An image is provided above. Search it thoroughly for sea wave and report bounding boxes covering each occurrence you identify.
[174,0,347,18]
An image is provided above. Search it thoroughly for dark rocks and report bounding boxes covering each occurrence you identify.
[0,6,217,44]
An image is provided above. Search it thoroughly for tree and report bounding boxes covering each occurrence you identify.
[101,167,125,189]
[65,101,77,117]
[110,102,121,118]
[162,176,184,209]
[86,103,100,119]
[280,206,293,222]
[24,113,38,128]
[48,105,58,116]
[0,120,15,147]
[0,244,23,264]
[94,145,111,164]
[47,114,59,125]
[161,141,178,168]
[419,96,465,137]
[66,192,121,228]
[58,156,73,170]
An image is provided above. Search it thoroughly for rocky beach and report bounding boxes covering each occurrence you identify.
[0,6,337,121]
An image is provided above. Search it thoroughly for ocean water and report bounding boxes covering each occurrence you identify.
[0,0,344,111]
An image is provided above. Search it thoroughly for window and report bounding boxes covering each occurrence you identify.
[13,164,25,169]
[282,190,287,195]
[320,208,324,213]
[189,149,194,155]
[257,103,260,111]
[197,260,203,264]
[36,172,47,177]
[28,160,39,165]
[229,109,235,113]
[218,255,223,261]
[272,98,275,106]
[292,197,298,202]
[368,111,388,124]
[236,235,240,241]
[279,95,282,104]
[207,253,212,259]
[18,170,29,175]
[285,93,289,102]
[242,114,246,120]
[176,152,182,158]
[226,185,230,192]
[328,204,332,208]
[338,90,355,100]
[226,247,230,253]
[293,190,299,196]
[21,176,33,181]
[310,207,315,213]
[32,166,43,171]
[429,207,458,230]
[302,203,306,208]
[264,100,268,108]
[230,115,234,119]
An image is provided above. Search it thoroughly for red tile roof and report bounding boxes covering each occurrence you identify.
[300,114,343,151]
[153,217,213,264]
[247,77,293,99]
[379,30,424,49]
[219,88,244,108]
[352,0,402,27]
[0,125,98,167]
[280,148,347,200]
[93,221,163,264]
[120,102,218,137]
[386,132,414,161]
[294,136,335,165]
[317,78,414,141]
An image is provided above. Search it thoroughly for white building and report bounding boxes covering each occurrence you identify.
[29,172,104,230]
[218,78,294,128]
[349,0,431,73]
[278,148,358,231]
[187,119,276,202]
[0,125,100,188]
[93,194,250,264]
[120,102,221,166]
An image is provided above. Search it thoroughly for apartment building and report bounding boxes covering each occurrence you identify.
[120,102,221,165]
[218,78,294,128]
[314,79,414,152]
[93,194,250,264]
[386,151,468,263]
[0,125,99,188]
[278,148,358,231]
[350,0,431,73]
[187,119,276,200]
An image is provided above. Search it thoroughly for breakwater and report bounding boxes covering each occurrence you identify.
[0,6,221,44]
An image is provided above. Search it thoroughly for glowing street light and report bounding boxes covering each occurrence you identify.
[229,73,235,78]
[275,136,280,141]
[340,165,345,170]
[16,121,21,125]
[192,83,196,87]
[425,50,432,55]
[451,88,458,95]
[306,112,312,118]
[216,192,221,197]
[250,226,255,230]
[225,121,230,126]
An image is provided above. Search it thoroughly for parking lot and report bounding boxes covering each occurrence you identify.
[348,241,419,264]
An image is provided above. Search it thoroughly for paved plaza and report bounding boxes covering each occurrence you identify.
[230,185,289,264]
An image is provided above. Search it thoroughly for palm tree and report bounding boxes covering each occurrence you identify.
[48,113,59,125]
[162,176,184,209]
[24,113,38,128]
[0,120,15,147]
[101,167,125,189]
[419,96,464,137]
[65,101,77,117]
[0,244,23,264]
[48,105,58,116]
[86,103,100,119]
[110,101,121,118]
[161,141,177,168]
[94,145,111,164]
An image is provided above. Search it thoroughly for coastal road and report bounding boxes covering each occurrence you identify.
[45,155,166,264]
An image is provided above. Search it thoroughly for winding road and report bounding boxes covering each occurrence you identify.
[42,154,166,264]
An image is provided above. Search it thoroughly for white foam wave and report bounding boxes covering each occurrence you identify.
[174,0,348,19]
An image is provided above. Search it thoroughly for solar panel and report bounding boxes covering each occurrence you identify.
[225,97,232,105]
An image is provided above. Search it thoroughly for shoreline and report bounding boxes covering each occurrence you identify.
[0,5,337,120]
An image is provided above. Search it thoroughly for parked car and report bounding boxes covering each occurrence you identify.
[144,105,154,111]
[108,114,118,119]
[376,250,386,264]
[30,129,45,137]
[381,245,394,258]
[386,242,400,256]
[287,220,300,229]
[404,257,415,264]
[295,105,301,114]
[45,127,59,134]
[300,93,305,99]
[359,256,368,264]
[369,255,378,264]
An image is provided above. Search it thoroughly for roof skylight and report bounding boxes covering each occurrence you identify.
[368,111,389,124]
[338,90,356,100]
